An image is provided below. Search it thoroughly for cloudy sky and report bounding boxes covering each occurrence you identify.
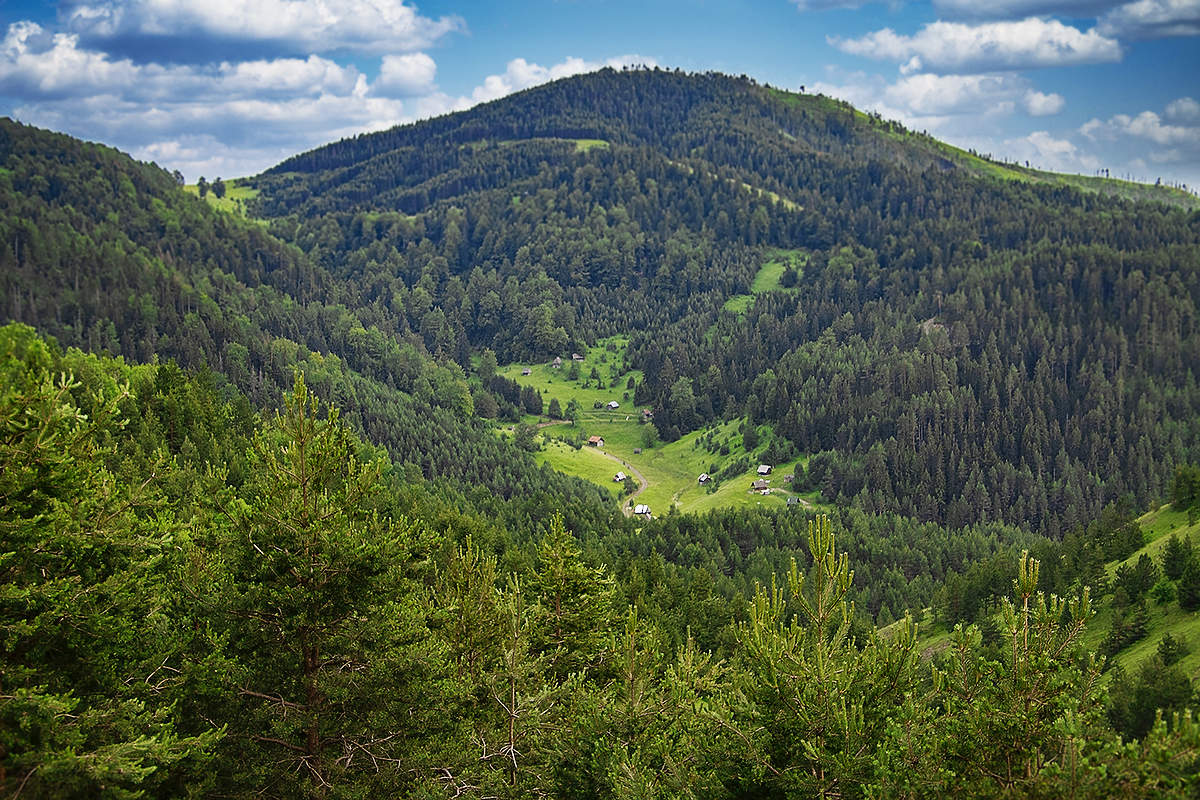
[1,0,1197,188]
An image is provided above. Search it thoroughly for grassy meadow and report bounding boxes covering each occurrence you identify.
[498,337,824,517]
[724,248,807,314]
[185,178,260,218]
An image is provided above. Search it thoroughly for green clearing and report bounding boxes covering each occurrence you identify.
[499,337,827,517]
[723,248,806,314]
[906,504,1200,684]
[497,335,642,419]
[493,137,610,153]
[185,178,260,218]
[1098,505,1200,683]
[536,438,624,499]
[571,139,610,153]
[542,417,817,517]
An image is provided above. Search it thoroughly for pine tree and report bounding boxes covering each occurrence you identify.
[1177,556,1200,611]
[210,375,455,796]
[0,327,221,798]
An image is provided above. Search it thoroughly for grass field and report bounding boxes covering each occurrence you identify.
[493,137,610,153]
[184,178,260,218]
[723,248,807,314]
[541,417,818,517]
[900,503,1200,685]
[497,335,642,420]
[1095,504,1200,683]
[536,438,624,499]
[499,333,833,518]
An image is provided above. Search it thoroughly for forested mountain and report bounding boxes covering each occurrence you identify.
[0,118,618,537]
[0,102,1037,625]
[3,65,1200,797]
[244,67,1200,536]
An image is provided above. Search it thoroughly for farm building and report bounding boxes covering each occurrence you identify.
[633,504,651,518]
[606,400,620,410]
[521,368,532,376]
[587,435,604,447]
[552,356,562,369]
[572,353,585,361]
[757,464,773,475]
[698,473,711,484]
[613,472,627,482]
[751,478,771,491]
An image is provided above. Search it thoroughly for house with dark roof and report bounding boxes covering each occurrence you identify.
[751,478,771,491]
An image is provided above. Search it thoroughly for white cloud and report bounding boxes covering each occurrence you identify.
[931,0,1125,18]
[61,0,464,55]
[0,22,138,97]
[1097,0,1200,38]
[468,54,657,105]
[1166,96,1200,121]
[1078,101,1200,184]
[0,24,362,101]
[1081,108,1198,145]
[811,71,1065,133]
[2,25,659,181]
[1002,130,1100,172]
[1023,89,1065,115]
[375,52,437,96]
[882,73,1022,115]
[219,55,361,97]
[830,18,1122,73]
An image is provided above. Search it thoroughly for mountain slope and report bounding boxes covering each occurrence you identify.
[243,68,1200,536]
[0,118,618,531]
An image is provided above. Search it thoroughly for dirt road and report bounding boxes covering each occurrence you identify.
[594,449,649,517]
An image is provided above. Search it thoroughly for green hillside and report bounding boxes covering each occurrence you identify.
[241,67,1200,541]
[4,67,1200,797]
[1092,505,1200,682]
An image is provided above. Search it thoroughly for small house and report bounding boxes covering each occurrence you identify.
[633,504,651,518]
[698,473,711,484]
[633,448,642,454]
[606,400,620,410]
[587,435,604,447]
[572,353,585,361]
[751,478,771,491]
[757,464,773,476]
[552,356,562,369]
[614,471,627,482]
[521,368,532,376]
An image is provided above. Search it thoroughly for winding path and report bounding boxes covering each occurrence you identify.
[594,448,650,517]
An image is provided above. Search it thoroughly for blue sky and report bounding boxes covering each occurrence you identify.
[1,0,1197,188]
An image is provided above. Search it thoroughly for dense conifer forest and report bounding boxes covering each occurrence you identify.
[3,67,1200,796]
